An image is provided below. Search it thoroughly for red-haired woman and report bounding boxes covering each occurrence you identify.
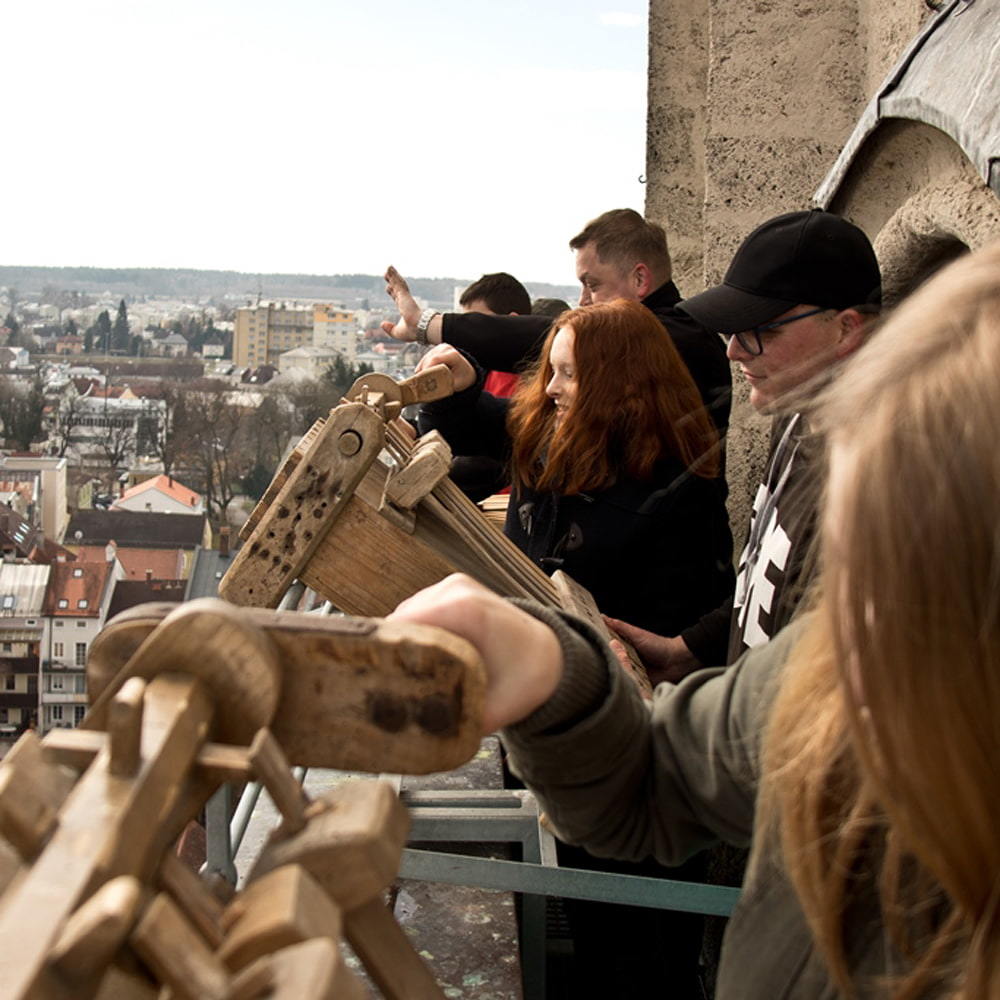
[418,298,734,638]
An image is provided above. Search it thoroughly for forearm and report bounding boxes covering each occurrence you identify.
[442,313,551,372]
[502,602,777,867]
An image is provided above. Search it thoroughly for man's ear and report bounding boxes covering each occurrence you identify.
[835,309,870,359]
[632,263,654,299]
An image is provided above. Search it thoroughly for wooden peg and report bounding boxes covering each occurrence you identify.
[158,852,225,949]
[84,603,183,707]
[44,729,253,787]
[0,732,66,859]
[0,674,214,1000]
[228,938,365,1000]
[109,677,146,778]
[382,431,453,511]
[225,954,275,1000]
[218,865,341,972]
[250,780,409,913]
[86,599,282,746]
[49,875,144,981]
[130,892,230,1000]
[344,896,446,1000]
[92,960,160,1000]
[247,729,308,834]
[250,780,445,999]
[0,836,20,895]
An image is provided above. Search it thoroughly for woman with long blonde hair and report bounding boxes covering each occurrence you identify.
[395,242,1000,997]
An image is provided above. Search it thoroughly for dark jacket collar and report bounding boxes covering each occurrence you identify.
[642,280,682,311]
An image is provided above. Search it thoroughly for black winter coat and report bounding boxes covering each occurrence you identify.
[419,375,734,636]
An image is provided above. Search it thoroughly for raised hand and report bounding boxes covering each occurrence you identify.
[380,266,422,342]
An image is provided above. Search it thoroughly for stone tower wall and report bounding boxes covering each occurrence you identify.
[643,0,995,547]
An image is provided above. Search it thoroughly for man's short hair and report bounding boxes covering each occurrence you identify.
[459,272,531,315]
[531,297,571,318]
[569,209,672,280]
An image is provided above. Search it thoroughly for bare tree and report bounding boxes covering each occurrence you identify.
[50,393,84,458]
[279,377,341,436]
[145,383,196,478]
[98,420,135,484]
[183,383,255,526]
[0,378,45,450]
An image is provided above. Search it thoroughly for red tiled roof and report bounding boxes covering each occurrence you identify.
[43,560,113,616]
[115,475,201,509]
[75,546,182,581]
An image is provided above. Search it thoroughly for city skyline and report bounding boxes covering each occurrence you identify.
[6,1,648,287]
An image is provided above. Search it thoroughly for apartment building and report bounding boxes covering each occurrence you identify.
[234,300,358,368]
[313,304,358,362]
[0,563,50,747]
[233,301,315,368]
[40,558,121,734]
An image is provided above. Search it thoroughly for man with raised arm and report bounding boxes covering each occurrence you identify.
[383,208,732,434]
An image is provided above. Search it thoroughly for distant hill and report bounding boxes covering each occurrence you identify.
[0,265,578,310]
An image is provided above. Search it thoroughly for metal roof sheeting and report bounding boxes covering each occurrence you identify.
[816,0,1000,206]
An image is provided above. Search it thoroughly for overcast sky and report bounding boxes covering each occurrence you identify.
[6,1,648,286]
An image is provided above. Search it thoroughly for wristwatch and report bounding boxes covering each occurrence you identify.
[416,308,440,346]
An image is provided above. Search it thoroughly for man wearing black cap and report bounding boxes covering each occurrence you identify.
[609,209,881,673]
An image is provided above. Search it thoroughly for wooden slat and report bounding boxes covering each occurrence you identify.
[552,570,652,698]
[82,606,488,775]
[221,404,385,609]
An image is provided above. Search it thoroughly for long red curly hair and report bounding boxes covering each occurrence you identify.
[508,299,719,495]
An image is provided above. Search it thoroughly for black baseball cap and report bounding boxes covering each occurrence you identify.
[678,210,882,335]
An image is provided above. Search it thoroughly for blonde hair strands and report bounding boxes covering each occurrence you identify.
[763,242,1000,998]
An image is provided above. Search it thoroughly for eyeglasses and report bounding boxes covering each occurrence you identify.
[725,308,827,356]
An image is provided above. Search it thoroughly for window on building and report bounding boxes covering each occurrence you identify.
[50,674,64,691]
[74,705,86,725]
[0,709,7,723]
[77,621,87,628]
[77,599,88,609]
[72,568,83,578]
[75,643,87,667]
[4,676,14,691]
[51,705,63,722]
[26,619,35,626]
[2,595,14,610]
[57,599,68,609]
[1,643,10,652]
[55,621,63,628]
[53,642,64,657]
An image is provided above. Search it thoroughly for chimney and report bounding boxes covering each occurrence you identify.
[219,526,230,558]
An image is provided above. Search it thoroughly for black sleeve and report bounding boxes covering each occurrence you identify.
[660,313,733,436]
[679,596,734,668]
[441,312,552,373]
[417,369,513,466]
